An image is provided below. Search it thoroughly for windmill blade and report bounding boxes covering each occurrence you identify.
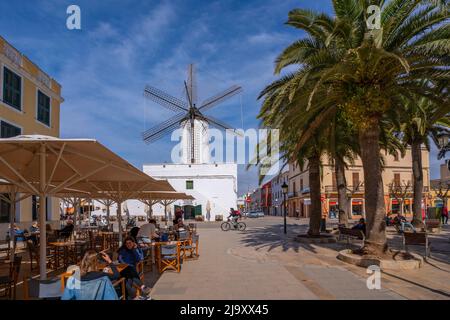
[143,122,182,144]
[142,113,187,144]
[202,115,243,137]
[144,85,188,112]
[199,85,242,112]
[187,64,197,106]
[200,120,208,134]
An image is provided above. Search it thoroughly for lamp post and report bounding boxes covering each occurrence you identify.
[282,182,288,234]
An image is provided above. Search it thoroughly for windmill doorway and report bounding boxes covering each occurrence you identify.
[182,205,202,220]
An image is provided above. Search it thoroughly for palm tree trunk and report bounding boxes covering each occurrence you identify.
[359,119,387,254]
[307,155,322,236]
[335,157,349,226]
[411,140,424,227]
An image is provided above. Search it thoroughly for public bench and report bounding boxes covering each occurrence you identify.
[403,232,431,257]
[338,226,365,248]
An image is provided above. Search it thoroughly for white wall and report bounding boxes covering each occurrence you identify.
[0,195,60,239]
[141,163,238,220]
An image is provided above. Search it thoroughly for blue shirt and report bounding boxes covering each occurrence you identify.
[118,247,144,267]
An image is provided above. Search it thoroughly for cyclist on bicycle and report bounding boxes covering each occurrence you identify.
[228,208,239,227]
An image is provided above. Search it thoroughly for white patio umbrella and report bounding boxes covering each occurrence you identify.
[0,135,162,279]
[136,191,194,220]
[68,180,176,241]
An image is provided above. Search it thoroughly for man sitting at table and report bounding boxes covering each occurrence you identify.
[137,218,159,244]
[118,237,151,298]
[27,221,40,245]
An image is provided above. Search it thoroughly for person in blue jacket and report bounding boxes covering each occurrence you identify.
[118,237,151,298]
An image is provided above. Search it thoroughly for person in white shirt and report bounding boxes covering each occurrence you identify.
[137,219,159,243]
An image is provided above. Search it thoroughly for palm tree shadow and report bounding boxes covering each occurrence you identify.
[238,223,354,255]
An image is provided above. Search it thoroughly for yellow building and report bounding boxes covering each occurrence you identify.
[430,163,450,210]
[287,147,430,219]
[0,35,63,236]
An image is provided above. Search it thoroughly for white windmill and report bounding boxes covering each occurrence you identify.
[142,64,242,164]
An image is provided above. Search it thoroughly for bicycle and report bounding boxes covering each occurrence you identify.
[221,218,246,231]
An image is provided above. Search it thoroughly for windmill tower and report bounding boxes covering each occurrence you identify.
[142,64,242,164]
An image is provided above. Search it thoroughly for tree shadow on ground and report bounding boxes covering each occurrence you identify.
[237,222,354,254]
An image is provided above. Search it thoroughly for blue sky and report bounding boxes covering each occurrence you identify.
[0,0,444,194]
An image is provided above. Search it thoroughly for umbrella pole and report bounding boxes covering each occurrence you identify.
[106,203,110,225]
[117,201,123,246]
[39,144,47,280]
[9,192,16,262]
[149,203,153,220]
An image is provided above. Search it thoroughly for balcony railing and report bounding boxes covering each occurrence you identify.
[288,192,298,198]
[324,185,429,193]
[324,185,365,193]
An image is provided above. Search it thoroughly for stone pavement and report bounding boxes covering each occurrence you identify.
[150,217,449,300]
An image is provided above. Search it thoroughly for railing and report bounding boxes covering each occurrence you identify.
[325,185,365,193]
[288,192,298,198]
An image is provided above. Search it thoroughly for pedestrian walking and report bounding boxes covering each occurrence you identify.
[442,206,448,225]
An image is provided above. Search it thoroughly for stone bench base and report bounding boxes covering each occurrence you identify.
[294,234,337,244]
[337,249,423,270]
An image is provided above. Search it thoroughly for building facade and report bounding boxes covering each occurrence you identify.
[287,148,430,219]
[260,181,271,215]
[270,169,289,216]
[0,36,63,237]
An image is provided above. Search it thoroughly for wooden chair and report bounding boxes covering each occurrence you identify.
[0,255,22,299]
[158,243,181,273]
[26,240,40,271]
[0,239,11,261]
[60,271,127,300]
[188,223,197,233]
[182,234,199,260]
[111,233,120,251]
[177,230,191,260]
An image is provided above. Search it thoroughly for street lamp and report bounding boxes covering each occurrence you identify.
[282,182,288,234]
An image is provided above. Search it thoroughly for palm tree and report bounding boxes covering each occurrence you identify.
[259,0,449,254]
[326,110,360,226]
[400,94,450,226]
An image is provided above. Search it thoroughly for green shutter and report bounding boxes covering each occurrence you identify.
[3,67,21,110]
[37,90,50,126]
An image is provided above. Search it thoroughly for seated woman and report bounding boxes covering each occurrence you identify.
[62,250,120,300]
[117,237,151,298]
[80,250,120,282]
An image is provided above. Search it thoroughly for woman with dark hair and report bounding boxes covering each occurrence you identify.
[117,237,151,298]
